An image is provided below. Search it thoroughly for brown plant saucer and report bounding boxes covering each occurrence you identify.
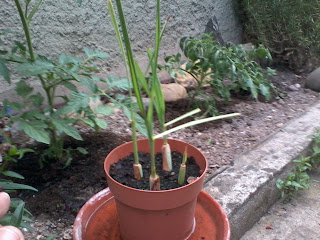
[73,188,230,240]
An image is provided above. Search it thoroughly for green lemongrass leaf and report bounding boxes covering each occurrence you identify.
[114,0,145,117]
[107,0,128,72]
[178,164,186,185]
[165,108,201,127]
[2,171,24,179]
[0,181,37,191]
[154,113,241,139]
[10,201,25,227]
[144,14,170,75]
[9,199,31,215]
[152,74,165,128]
[26,0,43,23]
[133,60,150,95]
[123,106,147,137]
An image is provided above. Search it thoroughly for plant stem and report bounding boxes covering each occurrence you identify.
[14,0,35,61]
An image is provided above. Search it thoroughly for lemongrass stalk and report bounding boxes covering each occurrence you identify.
[107,0,142,179]
[149,0,172,172]
[178,147,188,185]
[144,15,170,76]
[162,143,172,171]
[114,0,146,118]
[154,113,241,139]
[164,108,201,127]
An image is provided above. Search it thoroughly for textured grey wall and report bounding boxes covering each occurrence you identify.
[0,0,242,101]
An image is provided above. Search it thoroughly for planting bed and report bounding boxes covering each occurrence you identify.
[11,67,320,239]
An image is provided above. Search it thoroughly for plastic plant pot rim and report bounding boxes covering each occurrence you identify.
[104,137,208,193]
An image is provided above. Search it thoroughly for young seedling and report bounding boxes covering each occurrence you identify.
[178,147,188,185]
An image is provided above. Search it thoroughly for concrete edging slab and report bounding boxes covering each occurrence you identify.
[203,100,320,240]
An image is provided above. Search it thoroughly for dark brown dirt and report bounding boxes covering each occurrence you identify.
[9,67,320,239]
[109,151,200,190]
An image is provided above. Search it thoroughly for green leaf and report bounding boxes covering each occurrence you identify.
[51,119,82,140]
[79,77,98,92]
[84,48,109,59]
[123,106,147,137]
[29,93,44,107]
[15,81,33,98]
[0,57,10,83]
[259,83,270,100]
[10,202,24,227]
[2,171,24,179]
[17,59,55,76]
[81,118,95,127]
[245,77,258,99]
[0,181,37,191]
[68,91,90,110]
[94,105,113,115]
[18,120,50,144]
[76,147,88,154]
[94,118,107,129]
[59,54,81,65]
[105,75,131,91]
[60,81,78,91]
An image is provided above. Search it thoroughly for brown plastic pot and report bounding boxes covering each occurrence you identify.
[103,138,207,240]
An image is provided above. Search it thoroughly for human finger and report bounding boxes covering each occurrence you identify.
[0,226,25,240]
[0,192,10,218]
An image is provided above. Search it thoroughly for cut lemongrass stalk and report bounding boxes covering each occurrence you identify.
[178,164,186,185]
[162,143,172,171]
[164,108,201,127]
[154,113,241,139]
[150,174,160,191]
[133,163,143,180]
[178,147,188,185]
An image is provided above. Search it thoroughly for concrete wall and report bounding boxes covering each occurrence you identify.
[0,0,242,101]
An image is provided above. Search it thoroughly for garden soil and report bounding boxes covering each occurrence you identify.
[11,67,320,239]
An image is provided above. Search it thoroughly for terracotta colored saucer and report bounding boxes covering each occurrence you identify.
[73,188,230,240]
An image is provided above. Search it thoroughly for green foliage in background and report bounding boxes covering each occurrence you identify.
[276,129,320,202]
[236,0,320,72]
[163,34,276,115]
[0,137,36,229]
[0,0,129,167]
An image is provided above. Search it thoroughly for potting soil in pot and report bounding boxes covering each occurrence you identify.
[109,150,200,190]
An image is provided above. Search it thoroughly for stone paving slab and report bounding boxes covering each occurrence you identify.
[203,101,320,240]
[240,169,320,240]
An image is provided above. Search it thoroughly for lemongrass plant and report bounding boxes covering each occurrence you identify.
[107,0,240,190]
